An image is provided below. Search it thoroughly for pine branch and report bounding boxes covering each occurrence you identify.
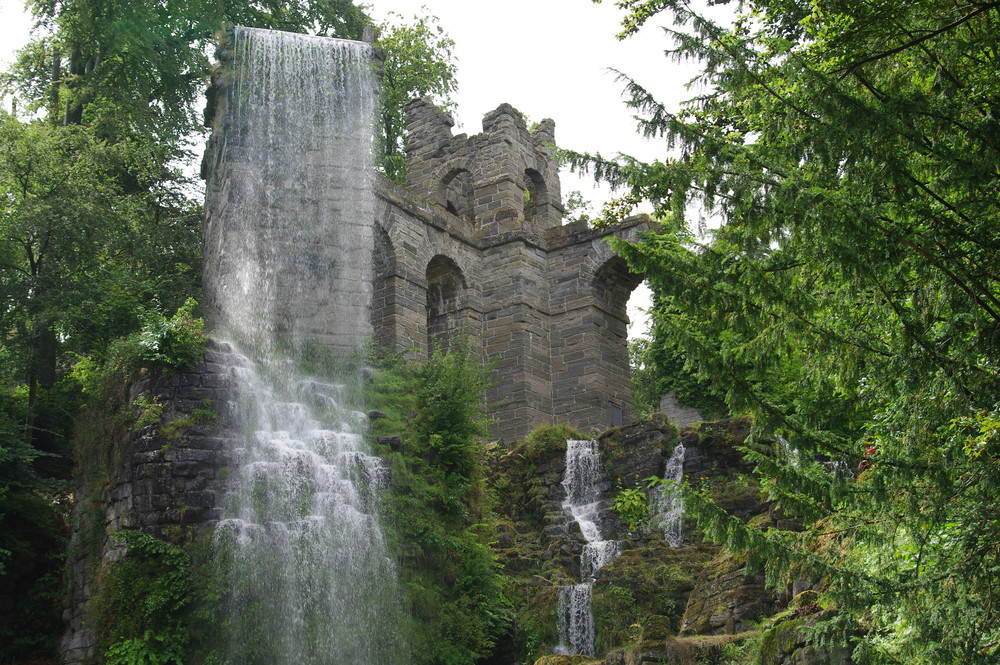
[838,3,1000,78]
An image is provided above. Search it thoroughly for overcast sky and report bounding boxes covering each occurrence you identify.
[0,0,721,337]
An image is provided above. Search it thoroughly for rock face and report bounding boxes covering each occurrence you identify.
[60,366,850,665]
[658,391,703,428]
[679,554,781,636]
[500,419,853,665]
[60,339,243,665]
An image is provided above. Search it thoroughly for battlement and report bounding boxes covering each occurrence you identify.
[404,99,564,237]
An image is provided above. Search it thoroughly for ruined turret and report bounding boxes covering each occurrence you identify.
[404,99,564,237]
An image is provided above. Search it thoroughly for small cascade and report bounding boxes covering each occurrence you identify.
[779,435,802,468]
[557,584,594,658]
[651,442,686,547]
[555,439,620,656]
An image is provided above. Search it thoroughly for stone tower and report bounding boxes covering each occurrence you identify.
[371,99,650,441]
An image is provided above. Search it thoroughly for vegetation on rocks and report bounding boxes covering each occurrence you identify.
[367,337,512,665]
[1,0,996,663]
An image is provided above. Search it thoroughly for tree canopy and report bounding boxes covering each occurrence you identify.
[579,0,1000,662]
[376,12,458,183]
[0,2,457,660]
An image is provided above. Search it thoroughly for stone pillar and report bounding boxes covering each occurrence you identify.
[481,239,554,441]
[548,224,644,433]
[476,104,531,238]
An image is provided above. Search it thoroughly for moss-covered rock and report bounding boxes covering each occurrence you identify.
[599,416,677,488]
[662,633,753,665]
[591,541,718,653]
[533,655,601,665]
[757,610,852,665]
[490,417,790,663]
[679,551,782,636]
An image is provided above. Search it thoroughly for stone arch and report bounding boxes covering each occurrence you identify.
[593,256,643,319]
[592,255,644,425]
[522,168,547,226]
[438,166,474,222]
[371,223,397,351]
[425,254,468,352]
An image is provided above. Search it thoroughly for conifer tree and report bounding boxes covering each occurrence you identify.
[579,1,1000,661]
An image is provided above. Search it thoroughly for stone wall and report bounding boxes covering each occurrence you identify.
[370,100,651,441]
[60,341,243,665]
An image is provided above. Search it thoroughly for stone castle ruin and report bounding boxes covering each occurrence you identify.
[202,38,651,442]
[375,100,651,440]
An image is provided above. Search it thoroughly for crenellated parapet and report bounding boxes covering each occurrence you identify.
[404,99,564,238]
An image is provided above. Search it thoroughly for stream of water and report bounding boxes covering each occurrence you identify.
[555,439,621,656]
[651,442,686,547]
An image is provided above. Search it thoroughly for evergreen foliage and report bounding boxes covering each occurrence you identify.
[629,333,726,420]
[577,1,1000,662]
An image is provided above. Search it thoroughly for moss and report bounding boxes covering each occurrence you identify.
[662,633,755,665]
[758,616,809,665]
[512,424,586,462]
[515,583,561,661]
[532,655,600,665]
[592,542,718,654]
[755,609,842,665]
[160,403,221,440]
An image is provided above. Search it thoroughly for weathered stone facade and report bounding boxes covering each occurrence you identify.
[60,340,243,664]
[371,100,649,441]
[202,37,650,442]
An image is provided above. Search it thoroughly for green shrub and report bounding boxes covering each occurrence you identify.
[94,531,193,664]
[412,336,495,475]
[92,530,225,665]
[367,336,512,665]
[612,485,650,530]
[136,298,205,369]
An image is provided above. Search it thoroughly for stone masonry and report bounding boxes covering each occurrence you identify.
[372,99,650,440]
[60,340,243,664]
[202,43,652,441]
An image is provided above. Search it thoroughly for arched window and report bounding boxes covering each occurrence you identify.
[440,168,474,222]
[593,256,644,426]
[522,168,547,225]
[426,255,467,352]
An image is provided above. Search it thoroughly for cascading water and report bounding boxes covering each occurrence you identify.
[651,442,685,547]
[204,27,377,354]
[204,27,405,665]
[555,439,620,656]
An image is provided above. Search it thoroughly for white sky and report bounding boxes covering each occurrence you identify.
[0,0,722,337]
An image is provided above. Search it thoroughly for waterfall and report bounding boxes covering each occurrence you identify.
[555,440,620,656]
[651,442,685,547]
[204,26,377,356]
[204,27,405,665]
